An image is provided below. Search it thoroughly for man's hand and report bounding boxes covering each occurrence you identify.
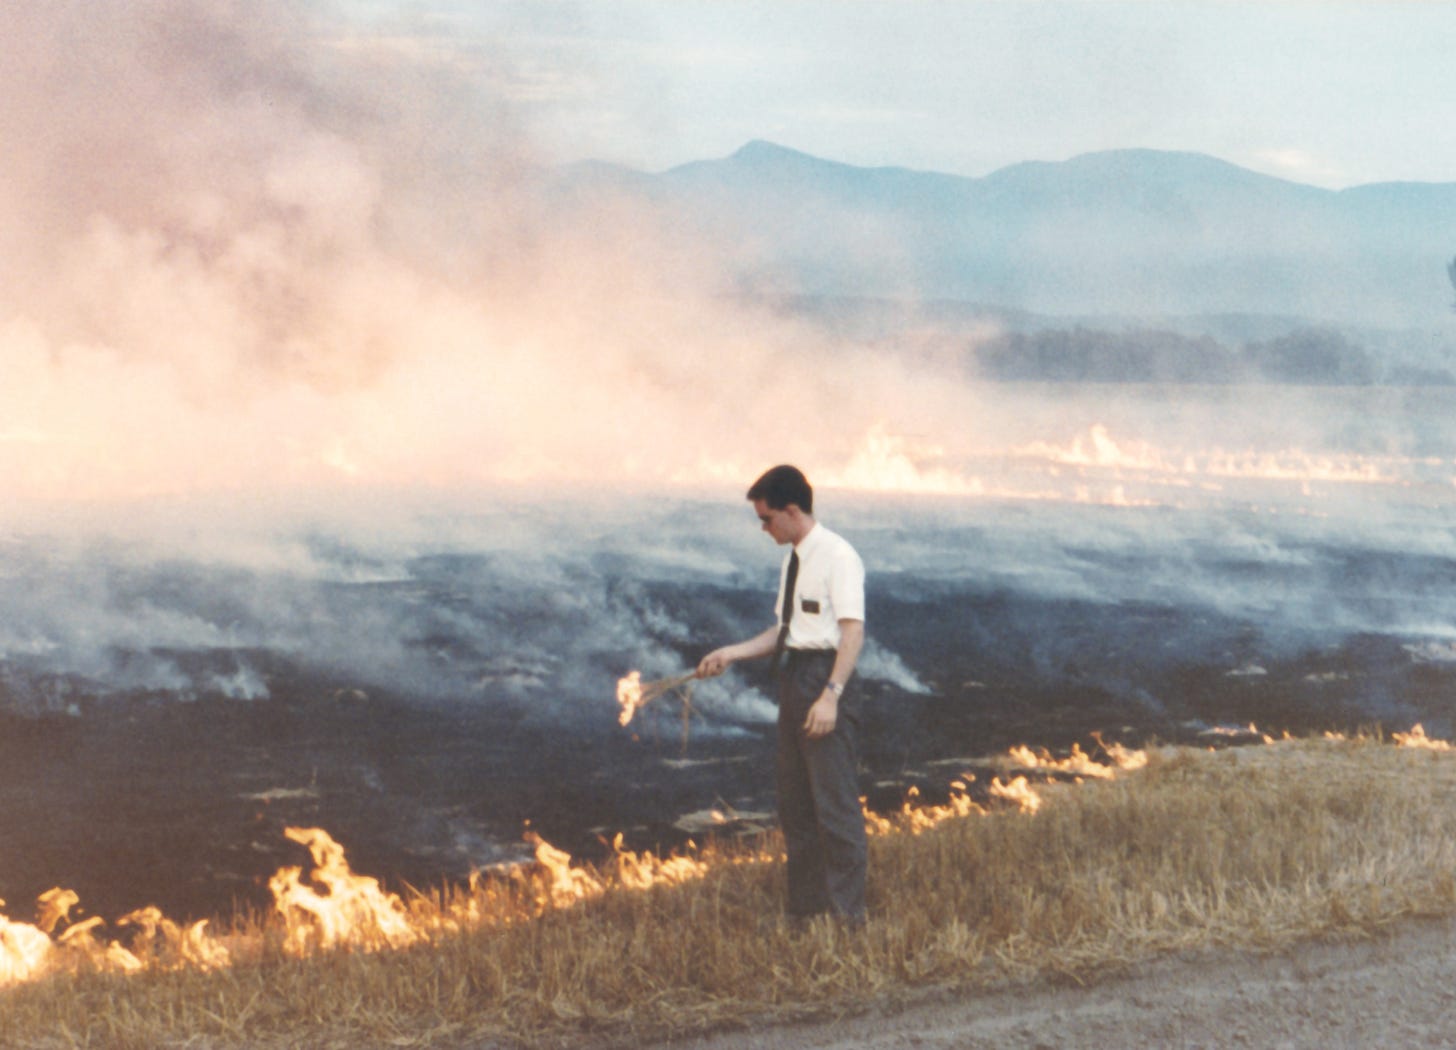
[697,648,733,678]
[697,625,781,678]
[802,692,839,738]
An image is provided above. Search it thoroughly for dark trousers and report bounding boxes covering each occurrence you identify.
[776,649,867,921]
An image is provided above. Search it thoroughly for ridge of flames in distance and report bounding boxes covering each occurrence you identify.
[18,720,1451,989]
[1018,424,1439,488]
[731,422,1442,506]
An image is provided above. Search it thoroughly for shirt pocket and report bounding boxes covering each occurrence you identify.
[797,585,831,625]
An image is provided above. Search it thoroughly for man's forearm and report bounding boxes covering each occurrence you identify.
[827,619,865,689]
[728,625,781,663]
[697,624,780,677]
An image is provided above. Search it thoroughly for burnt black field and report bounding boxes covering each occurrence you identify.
[7,434,1456,924]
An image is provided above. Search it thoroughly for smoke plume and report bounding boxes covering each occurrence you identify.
[0,1,988,506]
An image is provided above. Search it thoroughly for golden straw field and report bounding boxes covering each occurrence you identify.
[6,730,1456,1049]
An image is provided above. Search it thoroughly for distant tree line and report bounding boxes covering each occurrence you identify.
[973,326,1453,386]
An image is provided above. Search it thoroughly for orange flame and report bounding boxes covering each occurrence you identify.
[606,833,710,891]
[1393,724,1453,751]
[1,734,1170,989]
[0,914,52,985]
[269,826,422,955]
[616,670,645,727]
[118,906,231,971]
[1001,741,1146,780]
[524,832,606,910]
[0,884,230,986]
[863,781,985,836]
[989,775,1043,813]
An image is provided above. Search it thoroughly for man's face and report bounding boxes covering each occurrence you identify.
[753,498,796,545]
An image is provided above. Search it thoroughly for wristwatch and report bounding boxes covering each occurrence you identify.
[825,681,844,696]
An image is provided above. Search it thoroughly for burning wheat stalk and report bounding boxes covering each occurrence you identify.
[616,670,699,752]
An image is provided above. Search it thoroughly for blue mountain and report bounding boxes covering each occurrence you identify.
[554,141,1456,324]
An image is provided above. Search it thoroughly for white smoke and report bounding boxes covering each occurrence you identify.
[0,1,997,508]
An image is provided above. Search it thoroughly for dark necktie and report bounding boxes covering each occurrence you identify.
[773,549,800,669]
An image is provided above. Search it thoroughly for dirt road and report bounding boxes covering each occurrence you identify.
[651,918,1456,1050]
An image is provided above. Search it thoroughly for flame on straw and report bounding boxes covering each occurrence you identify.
[0,914,53,985]
[270,826,421,955]
[1394,724,1454,751]
[863,781,985,836]
[989,775,1043,813]
[616,670,700,752]
[616,670,645,727]
[1,731,1174,991]
[1000,739,1149,780]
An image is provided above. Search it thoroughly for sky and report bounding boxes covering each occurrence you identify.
[347,0,1456,189]
[1,1,1453,509]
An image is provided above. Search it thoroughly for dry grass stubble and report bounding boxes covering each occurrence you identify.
[6,734,1456,1048]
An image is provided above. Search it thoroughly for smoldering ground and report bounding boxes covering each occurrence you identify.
[7,460,1456,920]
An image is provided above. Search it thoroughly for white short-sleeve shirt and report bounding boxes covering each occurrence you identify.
[775,523,865,650]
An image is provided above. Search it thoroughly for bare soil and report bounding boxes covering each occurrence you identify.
[644,918,1456,1050]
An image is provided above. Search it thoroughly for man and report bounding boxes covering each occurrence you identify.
[697,465,868,925]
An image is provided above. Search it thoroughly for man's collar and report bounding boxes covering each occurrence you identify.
[793,521,823,554]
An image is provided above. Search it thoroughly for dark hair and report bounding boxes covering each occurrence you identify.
[747,464,813,513]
